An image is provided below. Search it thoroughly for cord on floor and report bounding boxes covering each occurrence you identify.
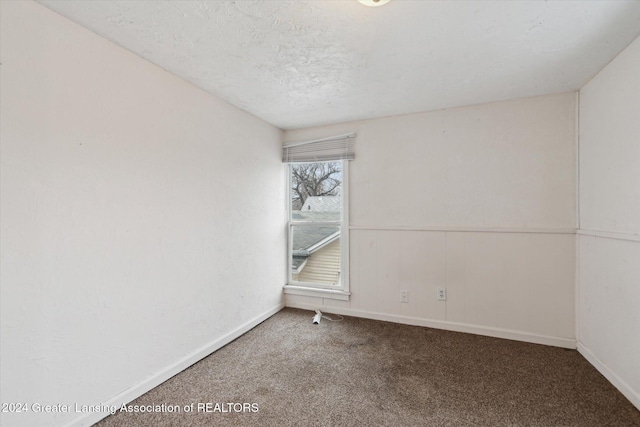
[312,309,344,324]
[322,313,344,322]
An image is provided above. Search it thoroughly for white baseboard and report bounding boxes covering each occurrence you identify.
[577,341,640,411]
[286,301,576,349]
[64,303,284,427]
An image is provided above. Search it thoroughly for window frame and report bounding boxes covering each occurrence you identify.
[283,160,350,301]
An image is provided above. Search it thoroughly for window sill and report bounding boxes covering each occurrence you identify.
[283,285,350,301]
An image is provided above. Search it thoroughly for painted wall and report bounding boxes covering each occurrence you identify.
[285,93,577,347]
[577,35,640,409]
[0,2,285,426]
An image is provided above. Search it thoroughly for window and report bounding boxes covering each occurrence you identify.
[282,134,354,300]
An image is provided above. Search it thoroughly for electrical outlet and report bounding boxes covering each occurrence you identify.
[437,288,446,301]
[400,290,409,303]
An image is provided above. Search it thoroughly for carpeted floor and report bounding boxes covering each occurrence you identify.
[96,308,640,426]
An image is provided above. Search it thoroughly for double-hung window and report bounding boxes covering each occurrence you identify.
[282,134,355,300]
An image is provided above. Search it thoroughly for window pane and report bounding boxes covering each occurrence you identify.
[290,161,342,222]
[291,225,341,286]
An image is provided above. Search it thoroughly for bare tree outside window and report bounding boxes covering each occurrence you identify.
[290,161,342,210]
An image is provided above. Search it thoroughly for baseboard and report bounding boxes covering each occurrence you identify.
[63,303,284,427]
[286,301,576,349]
[577,341,640,411]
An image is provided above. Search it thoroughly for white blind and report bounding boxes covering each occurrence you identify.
[282,133,355,163]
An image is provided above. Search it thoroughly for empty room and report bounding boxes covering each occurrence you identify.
[1,0,639,426]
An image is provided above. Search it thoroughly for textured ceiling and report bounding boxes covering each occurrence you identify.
[38,0,640,130]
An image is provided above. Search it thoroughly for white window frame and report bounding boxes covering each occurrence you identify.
[283,160,350,301]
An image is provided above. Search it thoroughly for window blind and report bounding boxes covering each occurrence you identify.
[282,133,355,163]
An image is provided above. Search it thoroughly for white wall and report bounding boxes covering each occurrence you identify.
[577,35,640,409]
[0,2,285,426]
[285,93,577,347]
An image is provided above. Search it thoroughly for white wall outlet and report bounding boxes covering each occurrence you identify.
[437,288,447,301]
[400,290,409,303]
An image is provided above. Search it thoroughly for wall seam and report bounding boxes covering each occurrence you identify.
[577,229,640,243]
[575,89,581,343]
[350,225,575,234]
[576,90,581,231]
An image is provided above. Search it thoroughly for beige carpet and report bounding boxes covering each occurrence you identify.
[96,308,640,426]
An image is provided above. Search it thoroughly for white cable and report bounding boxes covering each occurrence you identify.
[321,313,344,322]
[311,309,344,324]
